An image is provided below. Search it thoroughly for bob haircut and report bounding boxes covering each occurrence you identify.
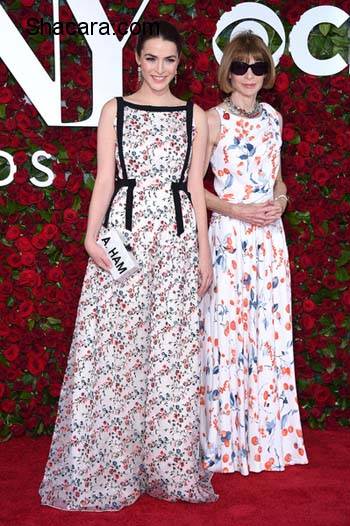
[218,31,275,93]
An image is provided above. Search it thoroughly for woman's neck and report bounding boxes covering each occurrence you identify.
[229,93,257,112]
[128,84,175,105]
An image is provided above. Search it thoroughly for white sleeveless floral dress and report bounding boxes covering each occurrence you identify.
[199,102,308,475]
[39,97,217,510]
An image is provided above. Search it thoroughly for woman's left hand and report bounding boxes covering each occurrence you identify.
[198,249,213,297]
[262,198,286,225]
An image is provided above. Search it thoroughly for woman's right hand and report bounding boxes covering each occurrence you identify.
[230,202,278,227]
[84,238,112,272]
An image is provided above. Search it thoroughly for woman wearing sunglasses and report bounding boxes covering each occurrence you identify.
[199,31,308,475]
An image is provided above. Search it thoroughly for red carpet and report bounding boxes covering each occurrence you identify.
[1,428,349,526]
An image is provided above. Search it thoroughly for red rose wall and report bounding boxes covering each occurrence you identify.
[0,0,350,441]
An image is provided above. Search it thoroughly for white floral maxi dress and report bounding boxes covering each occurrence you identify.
[199,103,308,475]
[39,97,218,510]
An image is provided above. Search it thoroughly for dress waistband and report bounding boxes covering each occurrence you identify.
[103,178,191,236]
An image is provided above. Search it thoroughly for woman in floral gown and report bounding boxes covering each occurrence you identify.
[39,20,217,510]
[200,31,308,475]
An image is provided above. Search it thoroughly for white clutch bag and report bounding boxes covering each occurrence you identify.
[97,227,139,282]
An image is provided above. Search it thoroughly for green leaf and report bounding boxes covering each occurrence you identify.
[336,249,350,267]
[319,23,330,36]
[84,174,95,192]
[57,149,69,162]
[19,392,33,400]
[0,104,6,119]
[335,268,350,282]
[47,317,62,326]
[6,296,15,308]
[38,210,52,222]
[330,36,349,47]
[22,373,35,385]
[0,355,8,366]
[286,210,311,226]
[27,318,36,331]
[310,360,324,373]
[159,5,175,14]
[36,422,44,435]
[319,315,332,327]
[290,134,301,145]
[72,194,81,211]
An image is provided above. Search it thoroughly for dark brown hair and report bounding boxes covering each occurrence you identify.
[218,31,275,93]
[136,20,182,57]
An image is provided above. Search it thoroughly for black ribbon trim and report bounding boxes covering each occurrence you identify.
[171,181,192,236]
[103,178,136,230]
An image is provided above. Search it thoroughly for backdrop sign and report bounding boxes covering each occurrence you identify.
[0,1,349,128]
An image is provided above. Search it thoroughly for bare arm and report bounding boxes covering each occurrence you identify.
[203,108,234,215]
[84,98,116,271]
[273,111,288,213]
[187,103,212,296]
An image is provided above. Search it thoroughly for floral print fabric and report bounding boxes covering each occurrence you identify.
[39,100,217,510]
[199,103,308,474]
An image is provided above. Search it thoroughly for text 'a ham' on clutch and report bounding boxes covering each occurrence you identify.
[97,228,139,282]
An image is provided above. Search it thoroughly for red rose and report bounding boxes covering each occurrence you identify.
[1,399,16,413]
[279,54,293,69]
[21,253,36,266]
[31,234,48,249]
[302,314,315,332]
[18,269,41,287]
[79,149,95,163]
[195,16,217,38]
[341,290,350,307]
[3,344,20,362]
[63,208,79,224]
[307,89,322,103]
[18,300,34,318]
[299,254,313,268]
[24,416,38,430]
[0,87,12,104]
[76,71,91,88]
[333,312,345,328]
[15,237,33,252]
[305,130,319,143]
[282,125,295,141]
[13,151,27,165]
[296,100,308,112]
[48,267,64,282]
[190,79,203,95]
[0,383,6,399]
[310,384,335,407]
[41,224,59,240]
[312,167,330,185]
[297,142,310,157]
[53,174,67,189]
[303,299,316,312]
[66,175,83,193]
[196,53,210,73]
[10,424,25,437]
[20,0,35,6]
[27,353,48,376]
[274,72,289,92]
[49,383,62,397]
[5,225,21,240]
[7,254,22,268]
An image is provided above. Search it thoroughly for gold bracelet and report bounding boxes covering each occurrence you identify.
[274,194,288,203]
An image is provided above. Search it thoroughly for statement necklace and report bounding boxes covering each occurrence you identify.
[224,97,262,118]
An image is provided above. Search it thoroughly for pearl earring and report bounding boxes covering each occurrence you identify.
[137,65,142,84]
[174,73,177,85]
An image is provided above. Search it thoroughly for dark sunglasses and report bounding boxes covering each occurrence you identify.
[230,61,268,76]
